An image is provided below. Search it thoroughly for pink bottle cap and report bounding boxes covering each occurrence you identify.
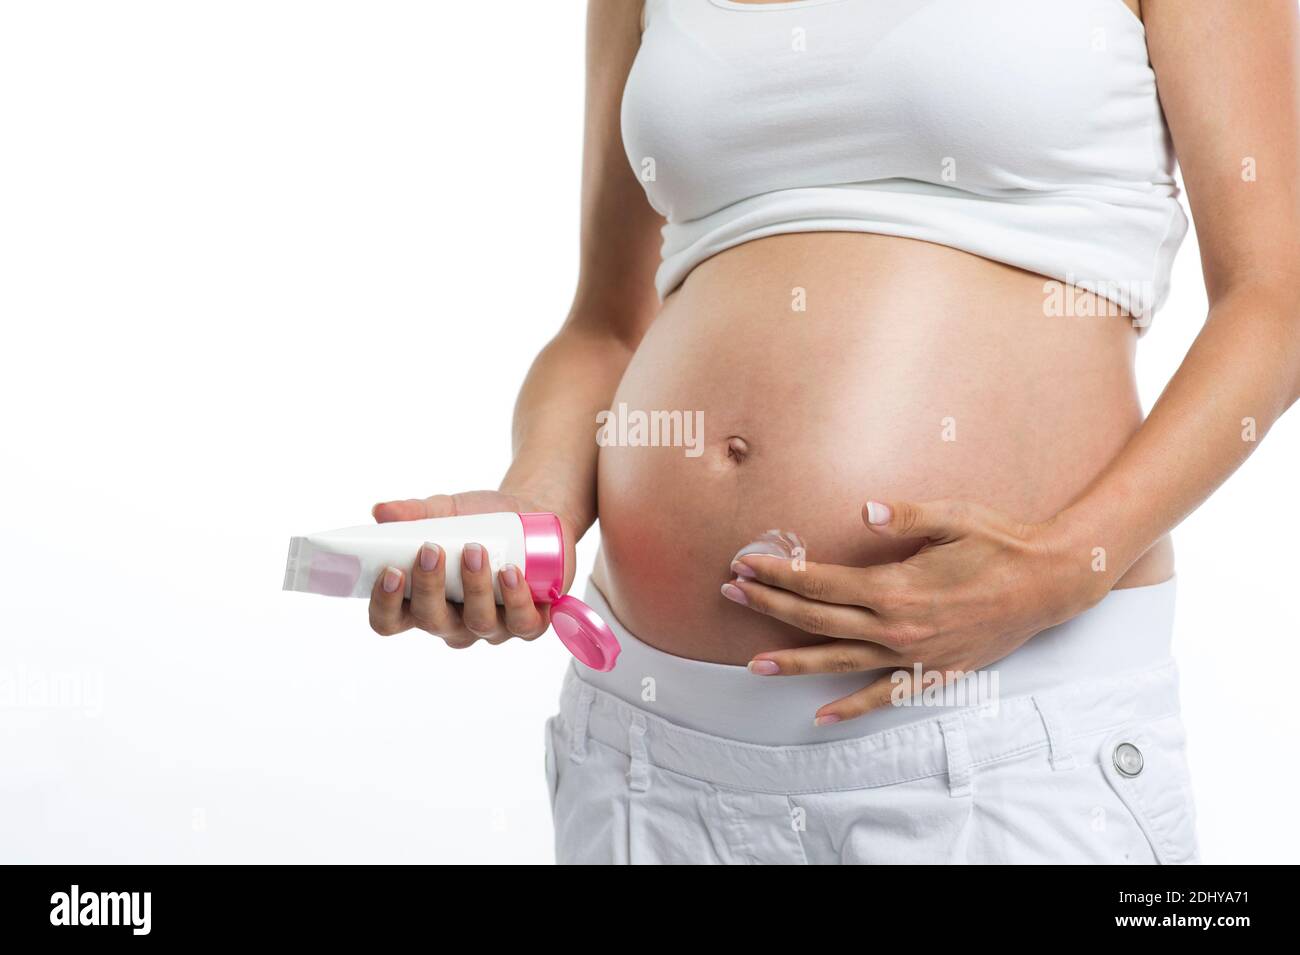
[518,512,621,672]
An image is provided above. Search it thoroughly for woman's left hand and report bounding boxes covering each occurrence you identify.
[724,499,1108,726]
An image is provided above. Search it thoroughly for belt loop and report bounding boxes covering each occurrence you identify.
[939,714,973,799]
[1033,694,1077,772]
[627,713,651,793]
[569,682,595,765]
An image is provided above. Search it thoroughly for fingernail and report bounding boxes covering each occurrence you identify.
[382,566,402,593]
[748,659,780,676]
[866,501,892,525]
[464,543,484,573]
[501,563,520,589]
[419,543,440,572]
[720,582,748,606]
[730,560,757,579]
[814,714,842,727]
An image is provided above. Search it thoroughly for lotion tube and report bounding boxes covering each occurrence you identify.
[283,511,620,671]
[284,512,520,602]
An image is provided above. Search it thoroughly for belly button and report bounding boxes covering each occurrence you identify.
[725,435,750,464]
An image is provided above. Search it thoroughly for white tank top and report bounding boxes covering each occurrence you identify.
[622,0,1188,322]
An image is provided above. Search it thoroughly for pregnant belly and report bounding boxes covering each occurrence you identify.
[593,232,1171,664]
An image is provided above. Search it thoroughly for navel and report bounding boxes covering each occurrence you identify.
[725,435,750,464]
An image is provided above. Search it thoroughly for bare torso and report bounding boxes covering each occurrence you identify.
[593,232,1173,664]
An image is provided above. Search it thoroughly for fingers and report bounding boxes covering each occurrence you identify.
[459,543,502,641]
[814,670,916,726]
[721,577,886,641]
[729,554,894,609]
[387,540,546,648]
[368,565,411,636]
[372,494,456,524]
[499,563,547,640]
[861,498,974,543]
[748,640,900,677]
[367,527,548,648]
[408,543,476,648]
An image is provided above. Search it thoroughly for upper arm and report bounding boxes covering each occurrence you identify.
[1145,0,1300,301]
[568,0,663,344]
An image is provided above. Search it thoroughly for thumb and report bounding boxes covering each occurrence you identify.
[862,499,967,542]
[372,494,457,524]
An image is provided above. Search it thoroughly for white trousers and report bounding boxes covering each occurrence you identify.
[546,579,1199,865]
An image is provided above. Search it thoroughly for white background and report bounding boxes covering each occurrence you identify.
[1,0,1296,864]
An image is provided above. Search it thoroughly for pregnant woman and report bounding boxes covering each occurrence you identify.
[368,0,1300,863]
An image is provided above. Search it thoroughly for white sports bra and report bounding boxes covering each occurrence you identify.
[621,0,1188,321]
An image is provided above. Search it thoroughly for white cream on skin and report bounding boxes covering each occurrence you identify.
[731,529,807,577]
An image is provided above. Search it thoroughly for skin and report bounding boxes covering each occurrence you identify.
[369,0,1300,728]
[593,230,1161,662]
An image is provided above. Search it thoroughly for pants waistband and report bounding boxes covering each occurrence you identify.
[578,576,1177,745]
[559,660,1182,795]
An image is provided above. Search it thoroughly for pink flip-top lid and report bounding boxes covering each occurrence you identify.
[518,512,621,672]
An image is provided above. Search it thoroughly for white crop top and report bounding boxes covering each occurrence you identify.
[621,0,1188,321]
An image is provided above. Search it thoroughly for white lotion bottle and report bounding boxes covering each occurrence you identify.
[284,511,620,671]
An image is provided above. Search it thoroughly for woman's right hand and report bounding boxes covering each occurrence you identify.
[366,490,575,648]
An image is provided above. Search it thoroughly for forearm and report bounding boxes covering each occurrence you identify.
[499,317,639,536]
[496,0,659,542]
[1054,283,1300,593]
